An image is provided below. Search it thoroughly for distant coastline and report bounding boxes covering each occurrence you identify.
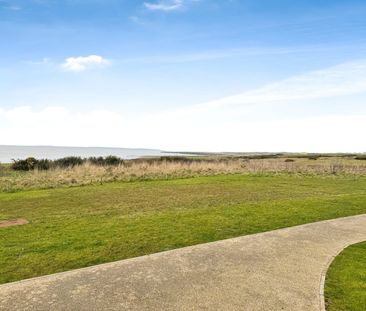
[0,145,188,163]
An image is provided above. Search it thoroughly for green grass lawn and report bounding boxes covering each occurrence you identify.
[325,241,366,311]
[1,174,366,284]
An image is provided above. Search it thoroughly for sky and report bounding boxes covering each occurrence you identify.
[1,0,366,152]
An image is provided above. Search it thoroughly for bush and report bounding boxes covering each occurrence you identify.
[53,157,85,168]
[159,156,195,164]
[237,154,284,160]
[88,156,124,166]
[104,155,124,166]
[11,157,38,171]
[285,159,295,162]
[355,155,366,160]
[36,159,51,170]
[88,157,105,166]
[10,156,125,171]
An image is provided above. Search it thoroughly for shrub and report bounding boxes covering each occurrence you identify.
[10,156,125,171]
[285,159,295,162]
[88,157,105,166]
[159,156,195,164]
[11,157,38,171]
[11,159,29,171]
[355,155,366,160]
[104,155,124,166]
[53,157,85,168]
[238,154,284,160]
[88,156,124,166]
[36,159,51,170]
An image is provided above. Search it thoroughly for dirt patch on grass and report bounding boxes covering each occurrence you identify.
[0,218,29,228]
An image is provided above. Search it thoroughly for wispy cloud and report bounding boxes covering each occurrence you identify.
[191,59,366,111]
[0,0,22,10]
[118,45,357,65]
[7,5,21,10]
[257,62,366,101]
[144,0,184,12]
[61,55,110,72]
[27,58,50,65]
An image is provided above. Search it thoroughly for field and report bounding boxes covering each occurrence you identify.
[325,241,366,311]
[1,173,366,285]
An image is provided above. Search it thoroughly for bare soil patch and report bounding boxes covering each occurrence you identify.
[0,218,29,228]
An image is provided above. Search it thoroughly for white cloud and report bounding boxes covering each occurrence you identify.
[0,106,365,153]
[61,55,110,72]
[144,0,184,11]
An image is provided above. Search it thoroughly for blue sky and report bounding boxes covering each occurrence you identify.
[1,0,366,151]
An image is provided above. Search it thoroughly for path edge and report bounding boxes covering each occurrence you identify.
[318,240,366,311]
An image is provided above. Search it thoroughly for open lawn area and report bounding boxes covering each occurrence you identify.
[325,241,366,311]
[1,174,366,284]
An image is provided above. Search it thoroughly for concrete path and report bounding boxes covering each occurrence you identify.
[1,215,366,311]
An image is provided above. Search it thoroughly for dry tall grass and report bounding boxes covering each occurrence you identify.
[1,157,365,192]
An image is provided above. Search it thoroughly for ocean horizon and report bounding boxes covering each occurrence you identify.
[0,145,182,163]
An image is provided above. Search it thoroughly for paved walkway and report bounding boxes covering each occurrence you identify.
[1,215,366,311]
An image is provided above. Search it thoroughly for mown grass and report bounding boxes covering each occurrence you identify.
[325,242,366,311]
[1,174,366,284]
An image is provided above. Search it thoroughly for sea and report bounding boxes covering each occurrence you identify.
[0,145,184,163]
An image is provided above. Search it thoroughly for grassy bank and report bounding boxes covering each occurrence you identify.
[1,156,366,192]
[325,242,366,311]
[1,174,366,284]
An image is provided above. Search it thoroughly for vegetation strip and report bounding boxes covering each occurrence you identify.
[1,155,366,192]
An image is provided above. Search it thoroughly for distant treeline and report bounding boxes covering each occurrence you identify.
[11,156,124,171]
[236,153,366,161]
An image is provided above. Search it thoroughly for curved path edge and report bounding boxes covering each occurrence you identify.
[1,214,366,311]
[318,238,365,311]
